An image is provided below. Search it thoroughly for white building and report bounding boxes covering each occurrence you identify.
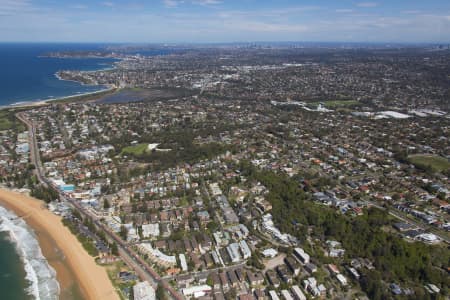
[336,274,348,286]
[281,290,294,300]
[142,223,160,238]
[227,243,242,263]
[293,248,310,264]
[133,281,155,300]
[261,214,291,244]
[239,240,251,259]
[262,248,278,258]
[291,285,306,300]
[182,285,212,298]
[137,243,176,266]
[179,254,188,272]
[269,290,280,300]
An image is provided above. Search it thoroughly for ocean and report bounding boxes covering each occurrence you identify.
[0,43,173,299]
[0,206,59,300]
[0,43,117,106]
[0,43,117,299]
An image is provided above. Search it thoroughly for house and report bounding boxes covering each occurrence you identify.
[176,274,195,288]
[227,270,239,288]
[247,271,264,286]
[336,274,348,286]
[254,289,266,300]
[154,240,167,249]
[239,294,255,300]
[235,268,246,281]
[285,256,301,276]
[327,264,340,275]
[276,265,292,283]
[266,270,280,288]
[280,290,293,300]
[190,253,203,270]
[201,234,213,250]
[219,272,229,291]
[203,253,214,268]
[268,290,280,300]
[293,248,310,264]
[347,267,360,280]
[290,285,306,300]
[184,237,193,252]
[393,222,416,232]
[210,272,221,290]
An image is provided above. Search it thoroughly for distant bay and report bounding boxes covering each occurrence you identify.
[0,43,117,106]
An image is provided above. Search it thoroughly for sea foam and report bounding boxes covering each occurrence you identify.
[0,206,60,300]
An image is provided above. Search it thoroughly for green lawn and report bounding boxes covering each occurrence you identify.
[308,100,360,108]
[121,143,150,156]
[0,111,13,131]
[408,154,450,173]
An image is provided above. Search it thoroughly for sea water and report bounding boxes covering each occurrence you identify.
[0,43,117,106]
[0,206,59,299]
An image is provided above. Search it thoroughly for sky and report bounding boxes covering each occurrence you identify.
[0,0,449,43]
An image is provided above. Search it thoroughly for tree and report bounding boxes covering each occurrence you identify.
[111,242,119,256]
[103,199,111,210]
[206,275,214,287]
[156,283,167,300]
[120,225,128,241]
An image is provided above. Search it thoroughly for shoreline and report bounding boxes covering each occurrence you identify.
[0,85,117,111]
[0,189,119,300]
[1,56,120,111]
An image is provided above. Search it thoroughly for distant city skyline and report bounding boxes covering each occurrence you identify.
[0,0,449,43]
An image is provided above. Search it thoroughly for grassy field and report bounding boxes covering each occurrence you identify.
[0,109,26,132]
[408,154,450,173]
[308,100,360,108]
[106,261,136,300]
[0,111,13,130]
[121,143,150,156]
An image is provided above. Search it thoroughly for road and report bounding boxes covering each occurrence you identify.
[311,165,450,244]
[16,113,47,187]
[368,200,450,244]
[17,112,184,300]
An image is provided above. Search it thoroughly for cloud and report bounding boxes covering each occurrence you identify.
[336,9,354,13]
[0,0,449,43]
[193,0,222,5]
[163,0,184,8]
[401,10,421,15]
[163,0,220,8]
[102,2,115,7]
[356,2,378,8]
[70,4,88,10]
[0,0,32,16]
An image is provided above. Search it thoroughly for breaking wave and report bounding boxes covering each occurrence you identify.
[0,206,60,300]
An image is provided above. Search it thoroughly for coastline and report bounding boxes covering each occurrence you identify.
[0,85,117,111]
[0,189,119,300]
[0,54,120,111]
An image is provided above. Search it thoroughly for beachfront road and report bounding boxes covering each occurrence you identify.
[17,112,184,300]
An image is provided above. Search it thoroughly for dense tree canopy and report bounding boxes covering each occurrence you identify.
[238,161,449,298]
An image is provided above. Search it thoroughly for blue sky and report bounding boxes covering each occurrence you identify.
[0,0,449,43]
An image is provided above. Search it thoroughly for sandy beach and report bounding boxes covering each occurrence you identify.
[0,189,119,300]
